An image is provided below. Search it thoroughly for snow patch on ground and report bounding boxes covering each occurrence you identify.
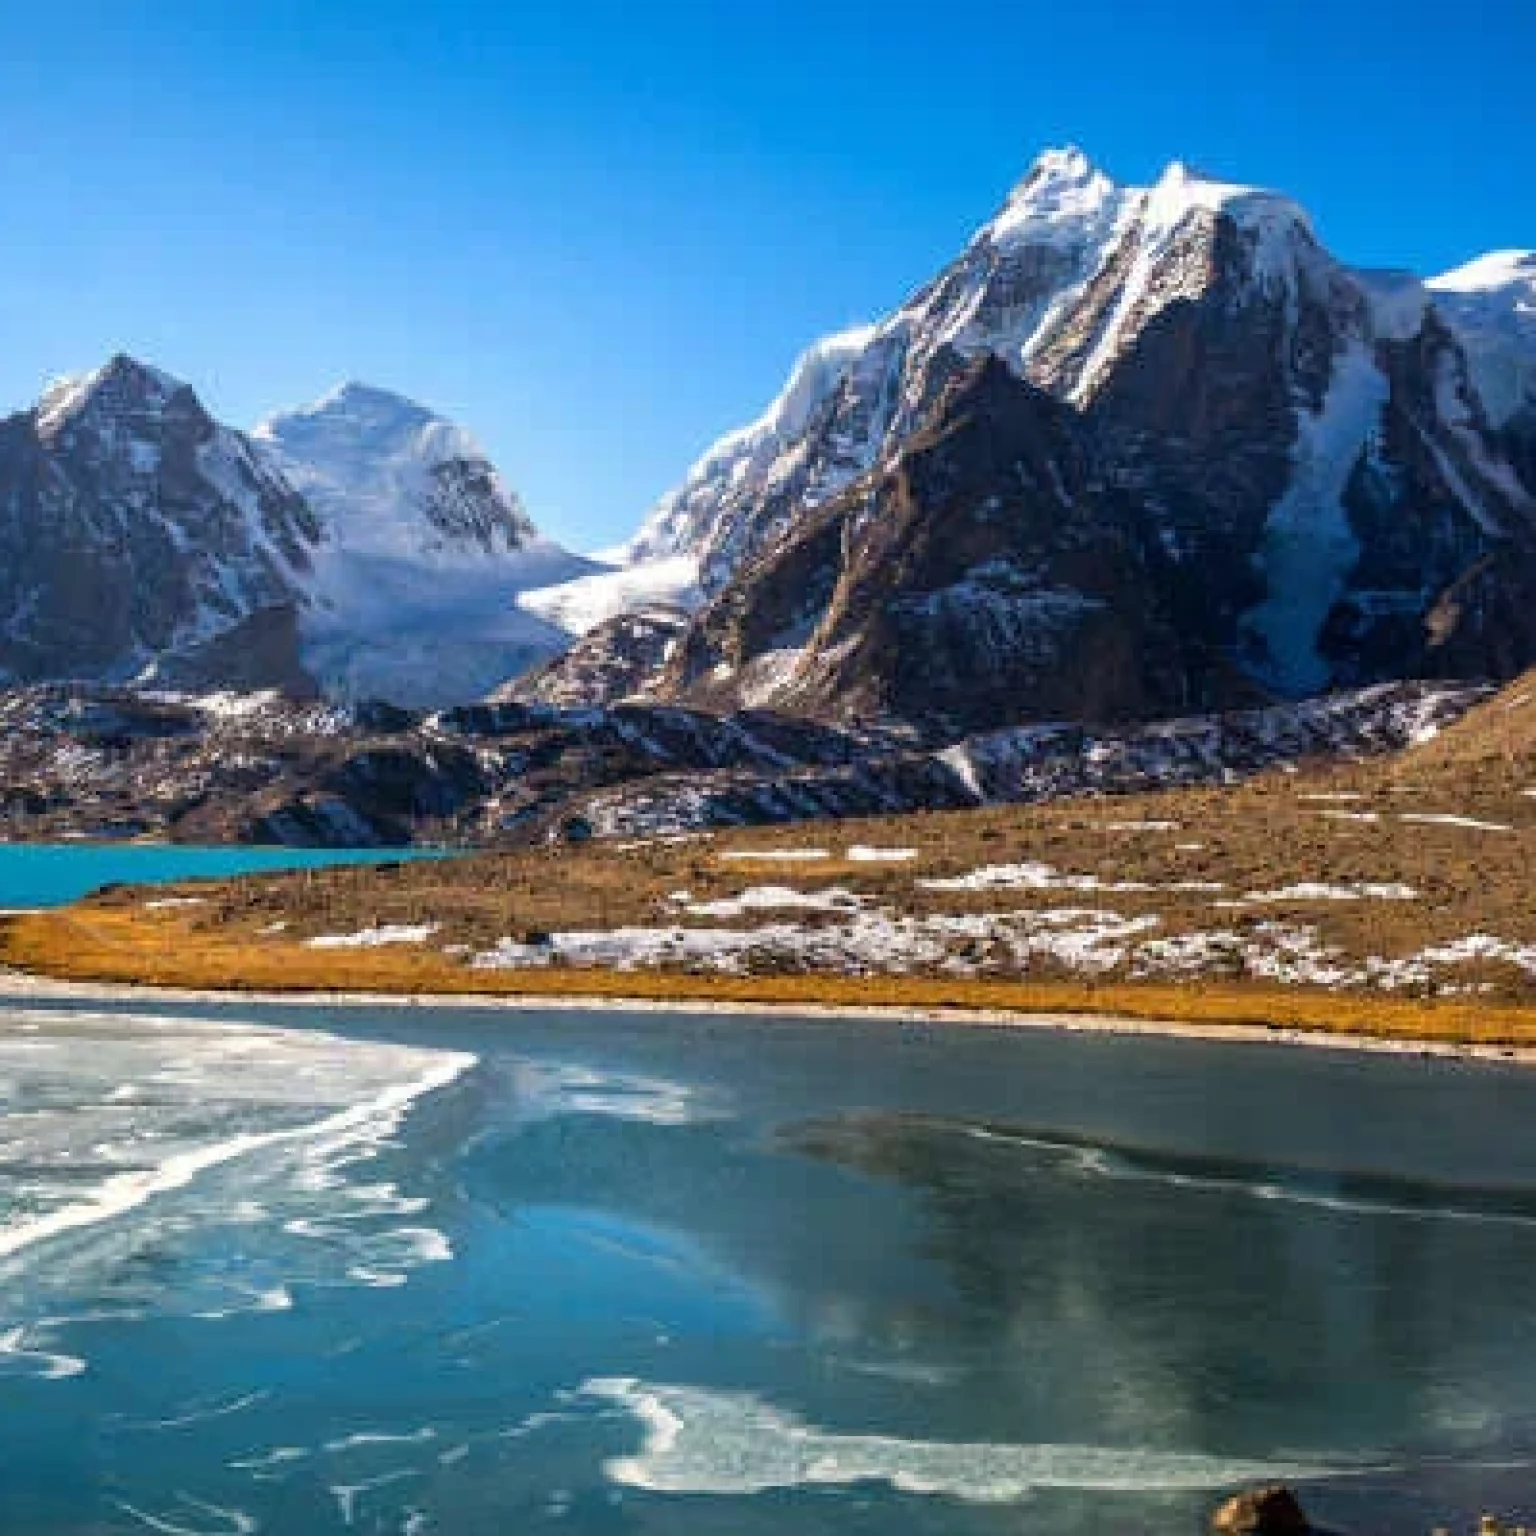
[306,924,439,950]
[669,886,865,918]
[465,902,1536,996]
[719,849,830,862]
[472,906,1156,978]
[918,863,1222,895]
[846,846,919,862]
[1214,882,1418,909]
[1399,813,1514,832]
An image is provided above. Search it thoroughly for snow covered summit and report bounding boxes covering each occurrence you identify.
[1427,250,1536,426]
[253,382,593,707]
[595,147,1536,729]
[254,381,540,561]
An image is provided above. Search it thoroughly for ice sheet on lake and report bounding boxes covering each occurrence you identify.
[0,1006,475,1375]
[583,1378,1347,1501]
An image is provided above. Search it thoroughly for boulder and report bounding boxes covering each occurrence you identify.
[1212,1485,1312,1536]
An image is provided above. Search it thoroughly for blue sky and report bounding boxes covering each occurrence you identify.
[1,0,1530,550]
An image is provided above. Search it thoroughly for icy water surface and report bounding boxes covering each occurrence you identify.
[3,997,1536,1533]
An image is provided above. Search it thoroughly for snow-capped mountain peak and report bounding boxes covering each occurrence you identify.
[253,381,540,561]
[35,354,193,441]
[986,145,1126,248]
[596,146,1536,730]
[623,149,1348,589]
[1427,251,1536,425]
[250,381,593,707]
[1143,160,1314,257]
[0,356,321,692]
[1429,249,1536,296]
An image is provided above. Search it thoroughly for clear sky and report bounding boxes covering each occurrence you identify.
[1,0,1531,550]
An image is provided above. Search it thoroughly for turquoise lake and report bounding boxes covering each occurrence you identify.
[0,842,446,909]
[3,990,1536,1534]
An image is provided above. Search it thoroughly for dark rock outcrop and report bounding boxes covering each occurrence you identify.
[1211,1485,1313,1536]
[0,357,319,688]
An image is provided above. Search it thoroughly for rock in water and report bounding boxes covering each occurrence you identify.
[1212,1485,1313,1536]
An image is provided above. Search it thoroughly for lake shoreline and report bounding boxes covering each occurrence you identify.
[4,964,1534,1070]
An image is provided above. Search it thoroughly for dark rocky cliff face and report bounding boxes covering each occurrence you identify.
[498,606,691,708]
[0,356,319,689]
[661,358,1207,735]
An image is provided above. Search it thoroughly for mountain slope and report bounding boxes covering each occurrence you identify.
[0,356,320,691]
[622,149,1536,728]
[254,383,593,707]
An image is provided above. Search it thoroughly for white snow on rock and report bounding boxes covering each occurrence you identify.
[845,846,920,862]
[35,358,185,440]
[255,383,532,561]
[625,325,879,568]
[1428,250,1536,426]
[253,382,593,708]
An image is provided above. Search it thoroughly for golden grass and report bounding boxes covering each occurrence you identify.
[7,906,1536,1050]
[6,675,1535,1049]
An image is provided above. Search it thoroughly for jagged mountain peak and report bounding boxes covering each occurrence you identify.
[0,354,320,693]
[34,353,198,439]
[1002,144,1114,209]
[258,378,460,445]
[627,146,1350,587]
[984,145,1128,252]
[250,381,592,708]
[254,380,491,486]
[599,145,1536,730]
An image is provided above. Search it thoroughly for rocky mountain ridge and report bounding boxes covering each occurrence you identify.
[603,150,1536,732]
[0,363,586,709]
[0,356,321,693]
[0,678,1484,849]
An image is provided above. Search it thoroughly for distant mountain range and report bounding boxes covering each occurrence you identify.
[3,149,1533,732]
[0,361,590,708]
